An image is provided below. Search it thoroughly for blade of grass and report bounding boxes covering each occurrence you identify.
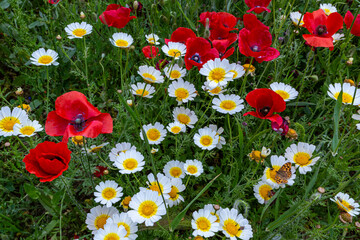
[331,91,342,154]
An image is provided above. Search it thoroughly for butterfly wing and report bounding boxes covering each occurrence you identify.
[275,162,292,184]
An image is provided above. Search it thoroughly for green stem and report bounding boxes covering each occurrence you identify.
[59,190,66,240]
[119,49,123,91]
[227,114,232,145]
[238,57,253,96]
[185,175,191,187]
[16,136,29,152]
[81,141,95,190]
[46,67,50,114]
[61,176,86,217]
[83,37,91,100]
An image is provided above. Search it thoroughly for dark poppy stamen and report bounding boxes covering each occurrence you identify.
[71,114,86,132]
[251,45,260,52]
[259,106,270,117]
[190,53,202,63]
[316,25,327,35]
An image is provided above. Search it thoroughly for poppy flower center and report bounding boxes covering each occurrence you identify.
[259,106,271,117]
[71,114,86,132]
[316,25,328,35]
[190,53,202,63]
[251,45,260,52]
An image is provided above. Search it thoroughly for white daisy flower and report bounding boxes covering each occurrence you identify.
[0,106,29,137]
[166,178,186,207]
[194,127,218,150]
[327,83,360,105]
[94,180,123,207]
[114,150,145,174]
[163,160,185,179]
[140,173,172,199]
[138,65,164,84]
[166,122,186,134]
[173,107,198,128]
[229,63,245,80]
[109,142,137,163]
[320,3,337,16]
[131,82,156,98]
[262,155,296,189]
[203,204,221,223]
[163,64,187,80]
[161,42,186,59]
[145,33,160,45]
[290,12,304,26]
[191,208,220,238]
[110,32,134,48]
[270,82,299,102]
[218,208,253,240]
[106,212,138,240]
[13,119,43,137]
[352,110,360,131]
[84,142,109,155]
[184,159,204,177]
[284,142,320,175]
[202,82,226,96]
[128,189,167,226]
[331,192,360,216]
[253,181,274,204]
[199,58,234,89]
[140,122,167,145]
[212,94,244,115]
[30,48,59,66]
[85,205,119,233]
[168,78,197,104]
[93,223,127,240]
[332,33,345,43]
[64,22,92,39]
[209,124,226,149]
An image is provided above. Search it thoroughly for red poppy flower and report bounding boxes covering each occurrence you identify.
[199,12,238,32]
[48,0,61,4]
[184,37,219,70]
[142,45,159,59]
[165,27,197,45]
[212,39,235,59]
[344,11,360,36]
[243,13,269,31]
[23,141,71,182]
[245,0,272,14]
[99,4,136,29]
[45,91,113,143]
[243,88,286,124]
[302,9,343,49]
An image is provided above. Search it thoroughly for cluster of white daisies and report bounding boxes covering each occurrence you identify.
[0,106,42,138]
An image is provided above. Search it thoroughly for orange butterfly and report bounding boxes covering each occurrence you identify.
[274,162,292,184]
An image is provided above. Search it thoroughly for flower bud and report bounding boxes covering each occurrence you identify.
[133,1,139,10]
[103,169,109,175]
[339,212,352,223]
[151,148,158,154]
[285,128,298,140]
[56,35,62,40]
[80,11,86,19]
[213,204,220,210]
[317,187,325,194]
[15,87,23,95]
[346,57,353,66]
[5,142,10,147]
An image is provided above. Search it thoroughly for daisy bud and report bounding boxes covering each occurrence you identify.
[103,169,109,175]
[213,204,220,210]
[117,90,122,94]
[15,87,23,95]
[130,45,135,51]
[344,79,355,86]
[101,53,105,58]
[56,35,62,40]
[285,128,298,140]
[355,221,360,228]
[80,11,86,19]
[316,224,321,229]
[317,187,325,194]
[4,142,10,147]
[260,147,271,158]
[339,212,353,223]
[346,57,353,66]
[127,100,133,106]
[133,1,139,10]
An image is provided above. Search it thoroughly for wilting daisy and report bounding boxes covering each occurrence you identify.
[331,192,360,216]
[110,32,134,48]
[94,180,123,207]
[163,160,185,179]
[109,142,137,162]
[121,196,132,210]
[209,124,226,149]
[65,22,92,39]
[128,190,167,226]
[85,205,119,233]
[71,135,85,146]
[30,48,59,66]
[202,82,225,96]
[191,208,220,237]
[173,107,198,128]
[253,181,274,204]
[290,12,304,26]
[163,64,187,80]
[320,3,337,16]
[184,159,204,177]
[168,79,197,104]
[194,127,218,150]
[229,63,245,80]
[131,82,155,98]
[270,82,298,102]
[212,94,244,115]
[262,155,296,189]
[18,103,31,112]
[248,147,271,163]
[114,150,145,174]
[140,173,172,199]
[0,106,29,137]
[106,212,138,240]
[327,83,360,105]
[161,42,186,59]
[140,122,167,145]
[93,223,127,240]
[284,142,320,175]
[84,142,109,155]
[332,33,345,43]
[13,119,42,137]
[145,33,160,45]
[138,65,164,84]
[218,208,253,240]
[199,58,234,89]
[352,110,360,130]
[166,122,186,134]
[166,178,186,207]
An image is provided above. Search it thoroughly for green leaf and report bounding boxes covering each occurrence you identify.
[24,183,40,200]
[304,161,321,199]
[175,1,196,30]
[331,90,342,154]
[39,220,58,238]
[286,102,316,107]
[169,173,221,231]
[0,0,10,10]
[266,201,303,231]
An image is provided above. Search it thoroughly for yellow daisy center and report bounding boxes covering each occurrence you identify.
[38,55,53,65]
[104,233,120,240]
[242,64,255,72]
[187,165,198,174]
[115,39,129,47]
[171,126,181,134]
[19,126,36,136]
[135,89,149,97]
[169,167,182,178]
[0,117,20,132]
[72,28,87,37]
[224,219,242,237]
[220,100,236,111]
[209,68,226,82]
[324,9,331,15]
[170,70,181,79]
[249,150,262,163]
[229,70,238,79]
[177,114,191,124]
[168,49,181,58]
[334,92,353,104]
[102,187,117,200]
[169,186,179,199]
[275,90,290,100]
[259,184,273,200]
[200,135,213,146]
[194,237,205,240]
[196,217,211,232]
[118,222,131,237]
[175,88,189,100]
[149,182,163,195]
[147,128,161,141]
[293,152,311,166]
[94,214,110,229]
[139,200,158,218]
[337,199,354,212]
[148,37,155,44]
[142,73,156,82]
[123,158,138,170]
[209,86,222,94]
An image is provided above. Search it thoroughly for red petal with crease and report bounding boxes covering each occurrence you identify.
[45,111,69,136]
